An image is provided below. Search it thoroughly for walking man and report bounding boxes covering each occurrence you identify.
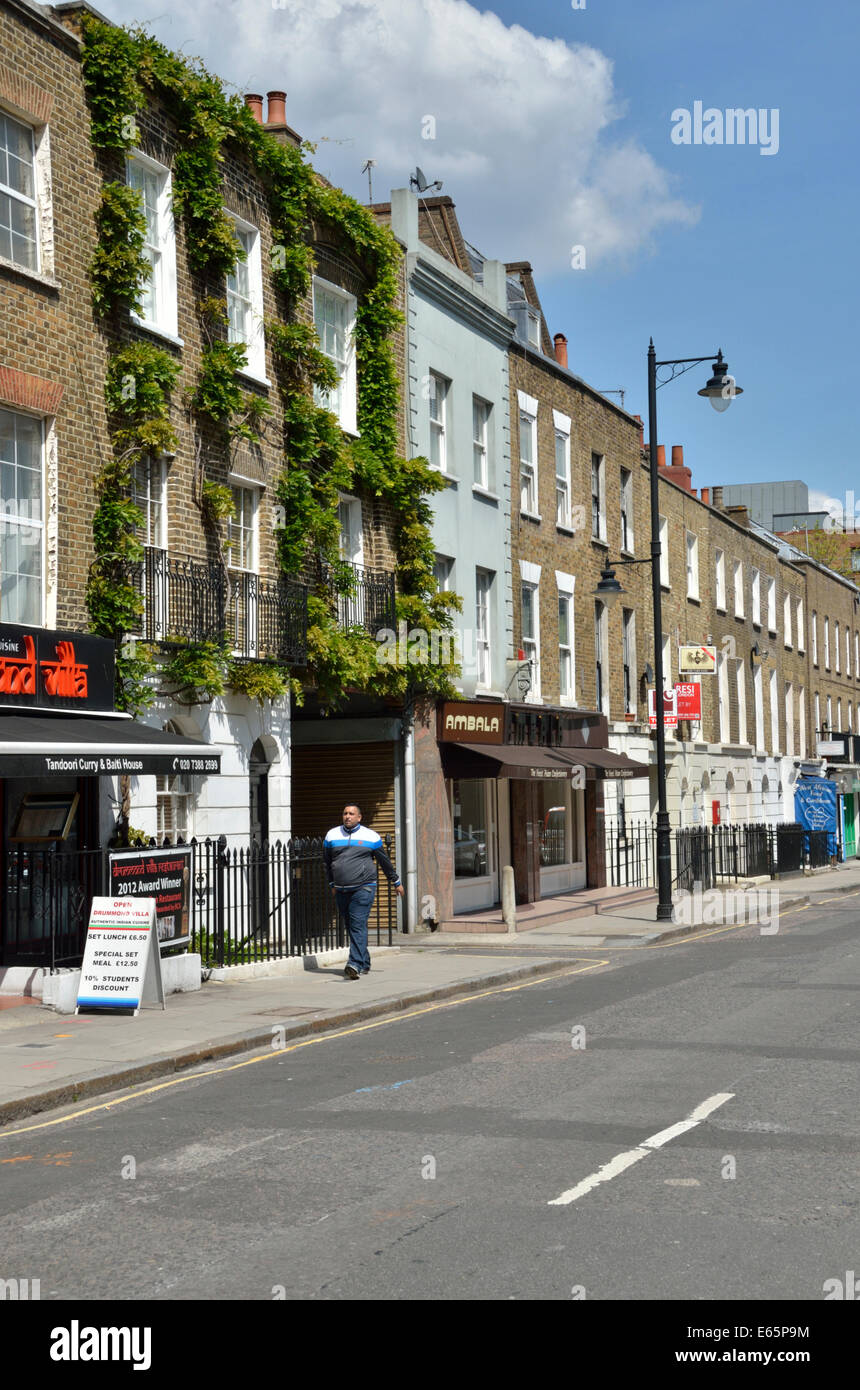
[324,803,404,978]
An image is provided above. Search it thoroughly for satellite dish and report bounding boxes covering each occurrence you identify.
[410,166,443,194]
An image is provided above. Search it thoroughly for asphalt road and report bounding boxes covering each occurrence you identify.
[2,892,860,1302]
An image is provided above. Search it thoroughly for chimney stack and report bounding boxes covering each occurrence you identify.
[266,91,287,125]
[553,333,568,368]
[244,94,263,124]
[664,443,693,492]
[712,485,724,509]
[700,486,710,505]
[633,414,644,450]
[657,444,666,469]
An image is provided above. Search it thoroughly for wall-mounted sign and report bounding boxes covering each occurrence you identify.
[108,846,193,950]
[76,897,165,1015]
[678,645,716,675]
[675,682,702,721]
[0,623,114,712]
[439,701,504,743]
[648,688,678,728]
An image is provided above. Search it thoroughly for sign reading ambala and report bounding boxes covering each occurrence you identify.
[439,701,504,744]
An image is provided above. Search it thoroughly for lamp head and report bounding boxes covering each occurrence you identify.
[698,351,743,413]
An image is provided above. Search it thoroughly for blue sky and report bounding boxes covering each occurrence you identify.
[107,0,858,513]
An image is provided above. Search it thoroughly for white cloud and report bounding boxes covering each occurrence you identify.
[104,0,698,272]
[808,488,847,528]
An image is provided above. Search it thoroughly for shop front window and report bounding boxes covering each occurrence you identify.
[452,779,488,878]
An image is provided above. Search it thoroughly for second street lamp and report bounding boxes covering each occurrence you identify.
[594,341,743,922]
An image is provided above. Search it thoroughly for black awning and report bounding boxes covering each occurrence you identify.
[0,715,221,777]
[557,747,651,780]
[440,742,577,781]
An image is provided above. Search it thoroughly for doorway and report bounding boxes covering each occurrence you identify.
[249,739,270,936]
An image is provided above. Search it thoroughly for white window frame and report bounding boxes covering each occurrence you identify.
[591,452,606,542]
[754,662,765,752]
[825,616,831,670]
[0,405,45,627]
[521,584,541,702]
[736,660,747,745]
[518,391,538,516]
[156,722,194,844]
[131,454,167,550]
[845,624,851,677]
[715,549,726,610]
[836,620,841,673]
[472,395,491,491]
[770,668,779,755]
[659,515,669,587]
[0,110,40,274]
[766,576,776,633]
[718,652,730,744]
[620,467,634,553]
[799,688,807,755]
[126,150,179,340]
[433,554,453,592]
[827,694,833,733]
[784,593,792,649]
[751,568,761,626]
[837,697,842,733]
[797,597,805,653]
[227,484,259,574]
[686,531,699,600]
[856,631,859,681]
[814,692,820,735]
[313,276,358,434]
[812,611,818,665]
[226,213,267,383]
[556,570,576,705]
[595,600,609,716]
[475,568,493,689]
[733,560,744,618]
[785,682,794,756]
[622,607,636,715]
[553,410,571,529]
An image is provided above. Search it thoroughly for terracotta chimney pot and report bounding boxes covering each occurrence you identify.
[671,444,684,468]
[553,333,568,368]
[657,444,666,469]
[267,91,287,125]
[244,94,263,124]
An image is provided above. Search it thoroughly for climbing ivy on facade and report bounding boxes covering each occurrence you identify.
[79,15,460,712]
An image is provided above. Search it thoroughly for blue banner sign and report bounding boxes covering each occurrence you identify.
[794,778,839,857]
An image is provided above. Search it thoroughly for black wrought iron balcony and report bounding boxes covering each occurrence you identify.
[318,559,396,636]
[127,548,308,665]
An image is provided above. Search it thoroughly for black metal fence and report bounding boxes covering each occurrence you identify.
[606,822,836,892]
[190,834,398,968]
[127,548,308,663]
[4,835,396,971]
[5,846,105,969]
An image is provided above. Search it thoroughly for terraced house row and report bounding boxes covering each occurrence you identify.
[1,0,857,971]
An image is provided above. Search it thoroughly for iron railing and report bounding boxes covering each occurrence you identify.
[5,847,105,969]
[605,821,835,891]
[127,548,308,664]
[191,834,398,967]
[318,559,396,636]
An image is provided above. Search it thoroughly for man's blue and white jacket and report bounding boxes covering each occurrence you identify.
[323,822,401,892]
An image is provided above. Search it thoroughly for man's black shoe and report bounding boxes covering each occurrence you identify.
[344,965,359,980]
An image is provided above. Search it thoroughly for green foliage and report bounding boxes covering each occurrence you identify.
[161,638,230,704]
[193,340,248,423]
[81,15,460,706]
[90,182,148,317]
[201,480,236,525]
[114,641,159,717]
[227,660,291,703]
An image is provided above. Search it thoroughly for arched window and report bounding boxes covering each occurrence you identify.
[156,721,194,844]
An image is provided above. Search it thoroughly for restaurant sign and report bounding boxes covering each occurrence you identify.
[439,701,505,744]
[0,623,114,712]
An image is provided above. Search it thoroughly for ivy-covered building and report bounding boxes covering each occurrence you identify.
[0,0,455,967]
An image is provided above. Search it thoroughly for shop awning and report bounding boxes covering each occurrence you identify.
[440,742,585,781]
[440,742,650,781]
[0,715,221,777]
[557,747,650,780]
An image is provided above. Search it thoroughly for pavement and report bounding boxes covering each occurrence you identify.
[2,859,859,1129]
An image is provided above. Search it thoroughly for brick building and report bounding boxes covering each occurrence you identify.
[0,1,405,969]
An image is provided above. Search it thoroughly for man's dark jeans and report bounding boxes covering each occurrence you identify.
[335,882,376,973]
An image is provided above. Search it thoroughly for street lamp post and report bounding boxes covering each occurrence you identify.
[595,342,742,921]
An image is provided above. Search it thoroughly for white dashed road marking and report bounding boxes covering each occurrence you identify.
[548,1091,734,1206]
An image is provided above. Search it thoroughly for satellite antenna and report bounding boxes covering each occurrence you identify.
[361,158,376,204]
[410,166,443,194]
